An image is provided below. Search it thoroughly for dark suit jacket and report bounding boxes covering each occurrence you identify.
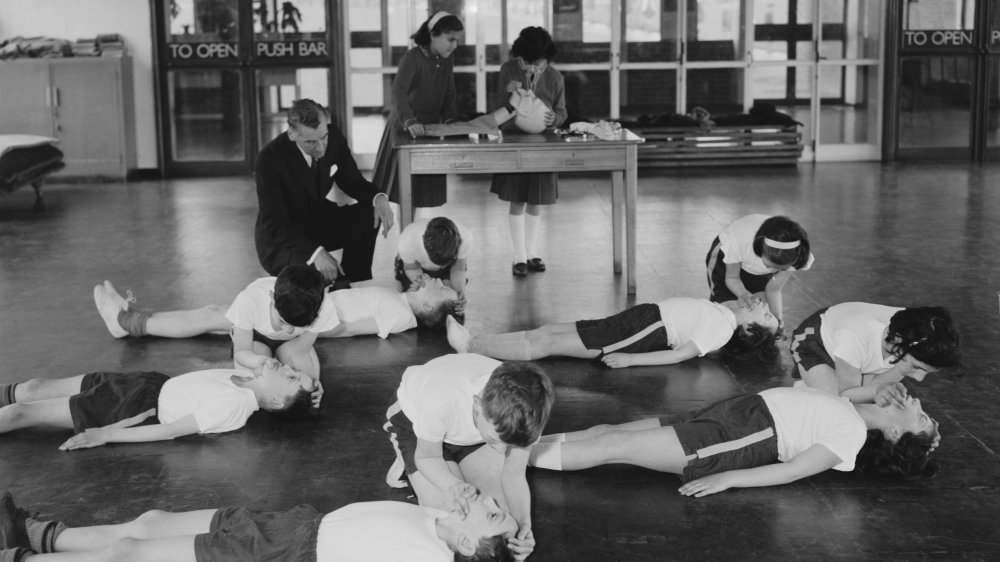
[254,124,380,275]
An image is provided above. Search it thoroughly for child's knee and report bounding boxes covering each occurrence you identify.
[16,378,44,397]
[128,509,170,537]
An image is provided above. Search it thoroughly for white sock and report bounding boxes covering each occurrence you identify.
[530,442,563,470]
[524,212,540,259]
[508,214,527,263]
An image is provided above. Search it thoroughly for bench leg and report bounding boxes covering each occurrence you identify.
[30,179,45,212]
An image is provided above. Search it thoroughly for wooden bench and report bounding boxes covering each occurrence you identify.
[632,125,803,168]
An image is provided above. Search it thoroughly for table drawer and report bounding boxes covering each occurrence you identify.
[409,150,518,173]
[519,148,626,170]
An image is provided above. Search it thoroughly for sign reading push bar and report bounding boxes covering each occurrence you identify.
[256,40,328,58]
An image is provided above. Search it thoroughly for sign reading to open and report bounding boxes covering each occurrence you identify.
[902,29,974,50]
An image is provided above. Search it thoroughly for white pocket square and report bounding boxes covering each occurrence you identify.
[329,164,338,177]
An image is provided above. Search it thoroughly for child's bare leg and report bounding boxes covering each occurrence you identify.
[0,398,74,434]
[524,323,600,360]
[508,201,527,265]
[144,306,230,338]
[24,535,197,561]
[544,418,661,443]
[531,425,688,473]
[53,509,215,552]
[13,376,85,403]
[407,461,463,512]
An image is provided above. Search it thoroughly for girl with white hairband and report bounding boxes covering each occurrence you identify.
[372,11,464,217]
[705,214,814,329]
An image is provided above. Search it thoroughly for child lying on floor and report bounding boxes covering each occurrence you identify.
[0,358,314,451]
[0,490,517,562]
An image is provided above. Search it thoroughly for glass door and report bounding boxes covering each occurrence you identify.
[156,0,333,176]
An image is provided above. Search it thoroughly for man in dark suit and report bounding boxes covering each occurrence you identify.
[255,99,394,287]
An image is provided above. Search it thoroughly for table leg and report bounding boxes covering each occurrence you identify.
[398,152,413,228]
[626,145,638,295]
[611,170,623,274]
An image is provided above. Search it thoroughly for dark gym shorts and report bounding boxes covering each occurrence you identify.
[575,303,671,355]
[384,401,485,475]
[789,307,833,377]
[68,371,167,433]
[669,394,778,483]
[705,237,774,303]
[194,505,323,562]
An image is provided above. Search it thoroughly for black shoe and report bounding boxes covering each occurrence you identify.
[512,263,528,277]
[0,492,30,550]
[330,277,352,291]
[527,257,546,272]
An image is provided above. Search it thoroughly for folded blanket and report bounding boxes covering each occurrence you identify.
[0,142,64,194]
[0,135,60,158]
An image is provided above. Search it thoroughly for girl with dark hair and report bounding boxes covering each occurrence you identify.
[445,295,780,368]
[790,303,961,405]
[490,26,568,276]
[528,386,939,497]
[706,214,814,328]
[372,11,464,217]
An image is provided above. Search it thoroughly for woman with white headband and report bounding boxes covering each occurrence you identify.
[372,11,464,217]
[705,214,814,329]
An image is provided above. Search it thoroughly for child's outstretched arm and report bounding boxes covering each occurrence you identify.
[448,258,468,299]
[232,326,271,371]
[764,270,793,326]
[60,412,200,451]
[678,444,840,497]
[414,438,477,514]
[502,446,535,561]
[601,341,700,369]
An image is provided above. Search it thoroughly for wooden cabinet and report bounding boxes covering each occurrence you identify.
[0,57,136,178]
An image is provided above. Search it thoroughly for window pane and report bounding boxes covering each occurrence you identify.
[821,0,880,60]
[564,69,610,120]
[169,0,239,41]
[818,64,877,145]
[555,0,611,63]
[253,0,326,36]
[624,0,678,62]
[898,57,973,148]
[621,69,676,119]
[687,68,744,114]
[256,67,329,148]
[903,0,976,31]
[168,69,244,161]
[689,0,744,62]
[754,0,788,25]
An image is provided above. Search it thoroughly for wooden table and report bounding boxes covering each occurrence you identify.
[394,129,644,294]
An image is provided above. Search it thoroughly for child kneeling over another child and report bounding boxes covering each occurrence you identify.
[0,358,314,451]
[0,491,516,561]
[384,354,554,561]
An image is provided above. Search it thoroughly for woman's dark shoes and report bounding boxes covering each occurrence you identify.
[527,258,546,272]
[512,262,528,277]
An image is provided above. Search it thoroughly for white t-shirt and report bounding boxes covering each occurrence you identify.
[657,298,737,356]
[326,287,417,339]
[759,386,867,471]
[315,502,452,562]
[225,277,340,340]
[397,219,474,272]
[157,369,259,434]
[819,302,902,375]
[396,354,497,445]
[717,214,815,275]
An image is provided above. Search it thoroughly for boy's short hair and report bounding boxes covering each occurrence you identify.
[854,427,939,479]
[455,534,516,562]
[415,298,458,330]
[265,387,315,420]
[480,362,554,447]
[287,99,327,130]
[273,265,326,327]
[423,217,462,267]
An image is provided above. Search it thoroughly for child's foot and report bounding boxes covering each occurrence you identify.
[0,492,30,550]
[446,315,472,353]
[102,280,133,311]
[93,285,127,338]
[512,262,528,277]
[527,257,546,272]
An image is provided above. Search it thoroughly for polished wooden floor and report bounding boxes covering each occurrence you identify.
[2,162,999,561]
